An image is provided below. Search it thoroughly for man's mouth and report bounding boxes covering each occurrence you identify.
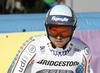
[56,41,63,43]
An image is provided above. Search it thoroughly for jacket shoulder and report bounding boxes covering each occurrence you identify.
[70,37,88,50]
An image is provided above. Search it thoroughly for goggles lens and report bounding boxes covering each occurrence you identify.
[48,26,72,38]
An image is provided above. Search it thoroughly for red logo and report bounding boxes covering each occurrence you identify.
[88,56,92,64]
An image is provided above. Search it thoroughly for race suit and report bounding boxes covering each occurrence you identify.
[8,34,92,73]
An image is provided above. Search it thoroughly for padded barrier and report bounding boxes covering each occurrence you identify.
[0,12,100,33]
[0,13,46,33]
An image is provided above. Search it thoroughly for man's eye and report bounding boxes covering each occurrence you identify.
[51,29,56,32]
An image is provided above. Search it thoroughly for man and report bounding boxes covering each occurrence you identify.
[8,5,93,73]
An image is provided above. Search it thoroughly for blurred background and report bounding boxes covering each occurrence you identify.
[0,0,100,73]
[0,0,100,14]
[1,0,65,14]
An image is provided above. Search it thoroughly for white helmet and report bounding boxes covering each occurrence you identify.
[45,5,77,38]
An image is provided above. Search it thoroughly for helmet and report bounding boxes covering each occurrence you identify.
[45,5,77,38]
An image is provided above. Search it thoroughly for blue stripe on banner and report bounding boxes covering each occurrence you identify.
[76,12,100,30]
[0,12,100,33]
[0,14,46,33]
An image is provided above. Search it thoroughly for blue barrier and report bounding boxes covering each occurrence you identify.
[0,12,100,33]
[0,13,46,33]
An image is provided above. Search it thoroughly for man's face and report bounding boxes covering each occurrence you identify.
[49,35,70,48]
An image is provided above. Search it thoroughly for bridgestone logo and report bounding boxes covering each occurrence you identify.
[37,59,79,67]
[51,16,69,22]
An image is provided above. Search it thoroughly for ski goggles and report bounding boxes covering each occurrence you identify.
[48,26,73,38]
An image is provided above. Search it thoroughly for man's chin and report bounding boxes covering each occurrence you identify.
[55,44,64,48]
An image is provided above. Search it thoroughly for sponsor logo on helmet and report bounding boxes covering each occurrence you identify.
[51,16,69,22]
[37,59,79,67]
[55,22,64,25]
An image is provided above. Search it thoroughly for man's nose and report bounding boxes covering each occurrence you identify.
[56,36,62,39]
